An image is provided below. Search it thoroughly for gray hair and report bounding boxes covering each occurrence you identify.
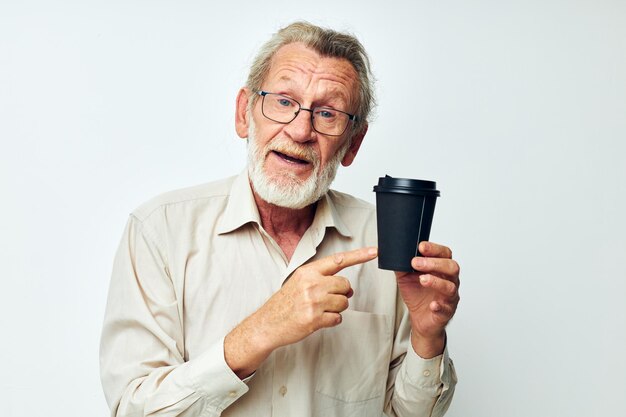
[246,21,376,133]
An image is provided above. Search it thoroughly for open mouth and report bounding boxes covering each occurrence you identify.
[272,150,310,165]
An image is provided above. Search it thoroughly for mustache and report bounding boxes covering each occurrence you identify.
[265,138,319,166]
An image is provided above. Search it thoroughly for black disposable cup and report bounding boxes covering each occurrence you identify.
[373,175,440,272]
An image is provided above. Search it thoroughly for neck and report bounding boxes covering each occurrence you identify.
[251,186,317,261]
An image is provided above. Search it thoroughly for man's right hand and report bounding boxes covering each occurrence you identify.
[224,247,378,378]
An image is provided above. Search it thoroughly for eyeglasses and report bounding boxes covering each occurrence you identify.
[256,91,357,137]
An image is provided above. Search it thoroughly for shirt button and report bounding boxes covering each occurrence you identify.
[228,391,237,398]
[423,370,431,377]
[279,385,287,396]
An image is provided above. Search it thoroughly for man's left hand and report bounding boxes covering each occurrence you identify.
[395,241,460,358]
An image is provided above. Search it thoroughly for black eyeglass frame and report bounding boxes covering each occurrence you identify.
[256,90,358,137]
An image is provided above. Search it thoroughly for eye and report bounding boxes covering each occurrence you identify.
[277,97,294,107]
[316,108,337,119]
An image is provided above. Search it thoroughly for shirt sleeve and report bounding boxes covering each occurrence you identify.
[100,215,249,417]
[384,294,458,417]
[390,342,457,417]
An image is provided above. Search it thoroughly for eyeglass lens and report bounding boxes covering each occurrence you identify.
[261,93,350,136]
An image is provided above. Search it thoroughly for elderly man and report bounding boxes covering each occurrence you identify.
[101,21,459,417]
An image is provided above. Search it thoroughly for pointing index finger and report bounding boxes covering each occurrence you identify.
[314,247,378,275]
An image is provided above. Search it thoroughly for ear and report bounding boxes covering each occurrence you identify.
[235,88,251,139]
[341,124,368,167]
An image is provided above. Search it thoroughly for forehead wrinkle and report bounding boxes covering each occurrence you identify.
[271,65,357,110]
[263,44,358,110]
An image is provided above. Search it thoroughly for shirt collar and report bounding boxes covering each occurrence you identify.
[314,190,353,238]
[217,170,352,238]
[216,170,262,235]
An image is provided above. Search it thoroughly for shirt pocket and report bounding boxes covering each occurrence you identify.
[314,309,392,403]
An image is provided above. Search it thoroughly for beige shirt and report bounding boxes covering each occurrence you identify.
[100,171,457,417]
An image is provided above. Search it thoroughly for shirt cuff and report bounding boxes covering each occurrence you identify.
[402,343,446,395]
[185,336,250,413]
[394,336,457,416]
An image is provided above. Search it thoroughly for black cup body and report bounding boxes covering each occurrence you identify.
[373,176,440,272]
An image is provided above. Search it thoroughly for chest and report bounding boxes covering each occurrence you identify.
[167,223,397,362]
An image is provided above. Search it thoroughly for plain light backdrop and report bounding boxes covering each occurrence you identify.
[1,1,625,416]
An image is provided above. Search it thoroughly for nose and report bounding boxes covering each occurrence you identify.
[283,108,315,143]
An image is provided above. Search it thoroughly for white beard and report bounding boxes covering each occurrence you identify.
[247,118,351,209]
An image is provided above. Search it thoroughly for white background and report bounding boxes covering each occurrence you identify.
[1,1,625,416]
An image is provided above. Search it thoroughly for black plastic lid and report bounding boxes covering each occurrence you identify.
[373,175,440,196]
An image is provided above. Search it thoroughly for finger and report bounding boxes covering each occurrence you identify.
[326,276,352,296]
[322,294,350,313]
[419,274,458,298]
[429,301,456,324]
[311,247,378,276]
[418,241,452,259]
[412,257,460,279]
[320,311,343,328]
